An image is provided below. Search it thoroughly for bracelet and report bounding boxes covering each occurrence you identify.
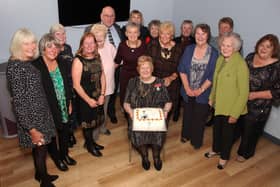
[100,93,105,96]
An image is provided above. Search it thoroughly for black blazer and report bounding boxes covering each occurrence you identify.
[32,56,72,130]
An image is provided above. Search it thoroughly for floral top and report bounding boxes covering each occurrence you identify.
[49,67,68,123]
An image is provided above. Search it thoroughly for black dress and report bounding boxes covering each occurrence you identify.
[124,77,171,147]
[76,55,104,128]
[146,41,183,110]
[245,53,280,122]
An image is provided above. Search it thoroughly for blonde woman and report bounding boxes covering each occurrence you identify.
[91,24,117,137]
[6,28,57,186]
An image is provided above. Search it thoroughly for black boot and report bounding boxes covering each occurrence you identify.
[63,155,77,165]
[83,128,103,157]
[35,173,59,182]
[141,156,150,170]
[153,157,162,171]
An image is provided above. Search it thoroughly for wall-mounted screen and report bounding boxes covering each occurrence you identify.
[58,0,130,26]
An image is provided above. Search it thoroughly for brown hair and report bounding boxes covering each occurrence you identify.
[218,17,234,29]
[137,55,154,73]
[255,34,280,58]
[148,20,161,30]
[194,23,211,42]
[76,32,99,58]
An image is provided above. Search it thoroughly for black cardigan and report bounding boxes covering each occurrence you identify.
[32,56,72,130]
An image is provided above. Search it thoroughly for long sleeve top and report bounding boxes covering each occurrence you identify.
[209,52,249,119]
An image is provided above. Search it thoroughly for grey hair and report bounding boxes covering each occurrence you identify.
[125,22,140,32]
[39,33,61,55]
[219,32,242,51]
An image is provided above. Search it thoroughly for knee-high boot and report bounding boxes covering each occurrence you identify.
[83,128,102,157]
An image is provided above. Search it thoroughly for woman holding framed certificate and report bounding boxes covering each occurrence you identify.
[124,55,172,171]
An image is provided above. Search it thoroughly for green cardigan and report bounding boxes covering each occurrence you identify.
[209,52,249,119]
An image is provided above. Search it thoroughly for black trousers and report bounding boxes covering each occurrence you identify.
[48,123,70,161]
[32,145,49,181]
[107,66,120,119]
[212,115,236,160]
[237,117,266,159]
[181,98,209,148]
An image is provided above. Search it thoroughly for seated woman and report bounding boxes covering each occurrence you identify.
[32,33,77,172]
[146,21,183,121]
[205,32,249,170]
[124,55,172,171]
[237,34,280,162]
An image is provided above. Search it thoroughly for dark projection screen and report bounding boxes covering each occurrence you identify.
[58,0,131,26]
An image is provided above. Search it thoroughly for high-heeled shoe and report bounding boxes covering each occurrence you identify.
[217,159,227,170]
[88,147,103,157]
[40,180,55,187]
[83,142,104,150]
[63,155,77,165]
[54,160,68,171]
[35,174,58,182]
[94,142,104,150]
[204,152,220,158]
[236,155,246,162]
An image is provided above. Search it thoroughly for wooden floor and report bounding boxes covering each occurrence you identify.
[1,107,280,187]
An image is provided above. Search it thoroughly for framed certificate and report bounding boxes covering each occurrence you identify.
[132,108,167,132]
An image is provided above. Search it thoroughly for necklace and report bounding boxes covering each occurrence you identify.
[127,40,139,53]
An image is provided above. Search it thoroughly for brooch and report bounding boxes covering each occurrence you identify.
[154,83,162,91]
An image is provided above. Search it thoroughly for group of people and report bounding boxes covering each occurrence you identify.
[6,5,280,187]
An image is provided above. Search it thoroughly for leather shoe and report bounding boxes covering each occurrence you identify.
[35,174,58,182]
[88,148,102,157]
[110,116,118,124]
[54,160,68,171]
[154,158,162,171]
[142,157,150,170]
[63,155,77,165]
[103,129,111,135]
[94,142,104,150]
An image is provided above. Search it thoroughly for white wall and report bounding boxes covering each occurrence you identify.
[0,0,172,63]
[1,0,280,138]
[173,0,280,56]
[1,0,279,62]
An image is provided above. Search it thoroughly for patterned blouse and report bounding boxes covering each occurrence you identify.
[246,53,280,121]
[49,67,68,123]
